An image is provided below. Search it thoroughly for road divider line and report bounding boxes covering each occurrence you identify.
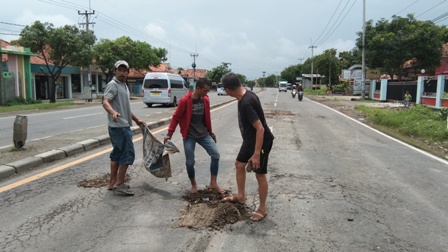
[63,113,103,120]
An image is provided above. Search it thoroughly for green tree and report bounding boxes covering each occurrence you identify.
[264,74,277,87]
[18,21,95,103]
[236,73,247,85]
[205,62,232,83]
[358,14,446,79]
[281,64,302,84]
[92,36,167,82]
[338,49,361,70]
[313,49,340,88]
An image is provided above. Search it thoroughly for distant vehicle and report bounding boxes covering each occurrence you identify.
[287,83,292,90]
[279,82,287,92]
[217,83,227,95]
[142,72,188,107]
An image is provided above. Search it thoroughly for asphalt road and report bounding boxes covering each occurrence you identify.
[1,88,447,251]
[0,91,235,149]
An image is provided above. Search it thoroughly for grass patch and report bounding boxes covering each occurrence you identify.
[305,88,327,95]
[0,100,76,113]
[356,105,448,157]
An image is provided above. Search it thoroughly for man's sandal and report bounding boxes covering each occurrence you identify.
[250,211,267,222]
[222,195,245,204]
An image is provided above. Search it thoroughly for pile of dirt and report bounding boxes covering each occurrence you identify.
[179,188,252,230]
[77,173,130,188]
[78,176,252,230]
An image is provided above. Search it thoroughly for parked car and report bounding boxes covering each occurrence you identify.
[142,72,188,107]
[287,83,292,90]
[217,83,227,95]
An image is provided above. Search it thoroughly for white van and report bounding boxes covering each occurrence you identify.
[278,82,287,92]
[142,73,188,107]
[217,83,227,95]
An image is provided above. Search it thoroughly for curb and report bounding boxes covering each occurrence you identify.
[0,98,236,181]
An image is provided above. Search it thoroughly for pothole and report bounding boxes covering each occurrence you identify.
[179,189,252,230]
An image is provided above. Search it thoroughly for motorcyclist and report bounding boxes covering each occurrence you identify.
[297,83,303,92]
[291,84,297,98]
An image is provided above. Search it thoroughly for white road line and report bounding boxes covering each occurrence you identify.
[63,113,103,120]
[310,99,448,166]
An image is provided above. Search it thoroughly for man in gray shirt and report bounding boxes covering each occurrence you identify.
[102,60,145,195]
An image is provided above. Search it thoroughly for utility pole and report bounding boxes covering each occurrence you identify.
[78,4,95,100]
[361,0,366,99]
[190,52,199,80]
[329,57,332,88]
[78,10,95,32]
[309,43,317,88]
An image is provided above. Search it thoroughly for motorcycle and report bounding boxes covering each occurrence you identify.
[291,89,297,98]
[298,91,303,101]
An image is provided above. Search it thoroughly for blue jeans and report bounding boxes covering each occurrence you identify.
[108,127,135,165]
[183,134,220,179]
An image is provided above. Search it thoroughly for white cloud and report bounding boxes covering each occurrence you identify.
[144,23,166,40]
[15,10,74,27]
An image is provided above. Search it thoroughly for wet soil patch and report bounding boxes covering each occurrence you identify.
[265,110,294,118]
[179,189,252,230]
[77,173,131,188]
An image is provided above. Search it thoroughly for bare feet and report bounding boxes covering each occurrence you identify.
[189,184,198,194]
[209,183,225,194]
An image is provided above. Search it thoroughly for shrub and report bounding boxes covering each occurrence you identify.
[5,97,42,106]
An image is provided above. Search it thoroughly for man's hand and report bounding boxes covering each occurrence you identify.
[211,133,217,143]
[249,153,261,171]
[136,119,146,129]
[111,111,120,122]
[163,135,172,144]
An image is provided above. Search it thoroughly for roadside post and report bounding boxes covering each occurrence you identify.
[13,115,28,149]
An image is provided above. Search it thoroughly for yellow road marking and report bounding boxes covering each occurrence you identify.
[0,128,163,193]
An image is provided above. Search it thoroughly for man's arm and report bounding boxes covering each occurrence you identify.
[164,99,185,143]
[102,98,120,122]
[131,113,145,128]
[250,119,265,170]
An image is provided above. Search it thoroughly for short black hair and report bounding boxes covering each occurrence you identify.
[196,78,211,89]
[221,72,241,90]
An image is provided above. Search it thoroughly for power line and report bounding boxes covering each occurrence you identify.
[314,0,355,46]
[0,32,20,36]
[313,0,344,45]
[316,0,356,47]
[36,0,222,69]
[416,0,447,18]
[394,0,419,16]
[432,11,448,22]
[38,0,85,11]
[0,21,25,27]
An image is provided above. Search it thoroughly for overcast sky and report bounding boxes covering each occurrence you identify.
[1,0,448,79]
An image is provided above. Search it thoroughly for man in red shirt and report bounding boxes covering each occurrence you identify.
[164,78,223,194]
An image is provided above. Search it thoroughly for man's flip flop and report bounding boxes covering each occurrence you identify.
[113,184,134,195]
[222,195,245,204]
[250,212,267,222]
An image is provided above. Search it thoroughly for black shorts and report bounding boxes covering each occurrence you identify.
[236,137,273,174]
